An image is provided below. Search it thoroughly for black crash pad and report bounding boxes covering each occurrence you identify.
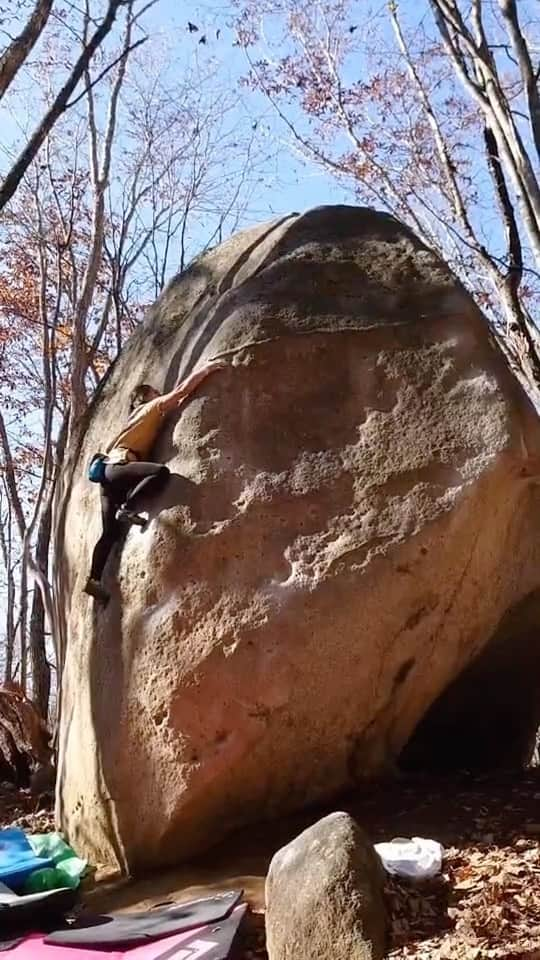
[45,889,243,947]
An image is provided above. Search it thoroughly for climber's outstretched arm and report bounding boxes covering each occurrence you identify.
[158,359,227,413]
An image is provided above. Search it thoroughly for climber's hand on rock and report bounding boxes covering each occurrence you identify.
[205,359,228,373]
[187,359,227,388]
[166,360,227,410]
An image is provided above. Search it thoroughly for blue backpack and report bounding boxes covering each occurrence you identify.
[88,454,107,483]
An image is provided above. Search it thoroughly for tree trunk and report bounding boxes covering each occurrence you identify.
[0,0,54,100]
[4,566,16,683]
[0,509,16,684]
[19,564,28,692]
[29,501,52,718]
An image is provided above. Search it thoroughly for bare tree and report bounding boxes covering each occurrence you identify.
[0,2,144,705]
[68,0,139,430]
[0,0,153,212]
[390,0,540,388]
[428,0,540,265]
[235,0,540,397]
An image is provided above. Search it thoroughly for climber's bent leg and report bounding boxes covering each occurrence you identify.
[113,462,170,524]
[122,462,170,509]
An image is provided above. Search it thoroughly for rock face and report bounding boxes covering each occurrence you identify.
[54,205,540,871]
[265,812,387,960]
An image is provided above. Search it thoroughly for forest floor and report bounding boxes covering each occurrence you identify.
[0,781,54,833]
[2,772,540,960]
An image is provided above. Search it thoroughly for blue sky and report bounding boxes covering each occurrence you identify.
[143,0,358,226]
[127,0,358,224]
[133,0,507,264]
[2,0,537,250]
[151,0,357,223]
[2,0,490,258]
[0,0,358,267]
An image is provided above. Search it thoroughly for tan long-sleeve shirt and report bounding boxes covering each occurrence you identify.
[106,396,168,463]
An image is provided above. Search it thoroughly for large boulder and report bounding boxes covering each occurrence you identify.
[54,205,540,871]
[265,812,387,960]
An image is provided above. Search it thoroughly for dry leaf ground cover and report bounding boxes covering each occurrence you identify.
[2,772,540,960]
[359,772,540,960]
[0,780,54,833]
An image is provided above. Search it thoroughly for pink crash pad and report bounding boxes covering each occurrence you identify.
[8,905,247,959]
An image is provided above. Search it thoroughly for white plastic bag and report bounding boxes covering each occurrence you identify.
[374,836,443,880]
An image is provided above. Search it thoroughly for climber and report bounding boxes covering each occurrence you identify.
[84,359,226,607]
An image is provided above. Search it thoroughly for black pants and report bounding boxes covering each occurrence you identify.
[90,461,170,582]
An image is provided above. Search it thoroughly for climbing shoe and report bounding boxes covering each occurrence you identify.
[116,508,147,528]
[84,578,110,607]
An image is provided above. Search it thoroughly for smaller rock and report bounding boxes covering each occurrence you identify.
[265,811,387,960]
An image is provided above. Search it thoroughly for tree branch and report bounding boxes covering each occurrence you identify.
[429,0,540,267]
[483,124,522,305]
[0,0,129,212]
[390,3,481,250]
[0,0,54,100]
[483,123,540,382]
[0,412,26,540]
[498,0,540,164]
[66,34,147,109]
